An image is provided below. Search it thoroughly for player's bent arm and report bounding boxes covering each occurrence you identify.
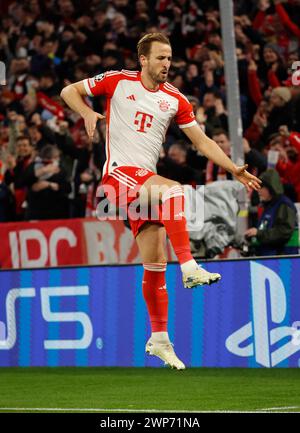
[182,124,262,191]
[60,81,93,117]
[182,124,238,174]
[60,81,105,140]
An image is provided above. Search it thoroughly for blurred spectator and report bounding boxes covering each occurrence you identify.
[22,144,71,220]
[38,71,60,97]
[27,119,55,150]
[54,120,104,217]
[275,125,300,202]
[207,131,268,183]
[245,169,298,256]
[262,86,293,140]
[202,91,228,132]
[4,135,34,220]
[157,140,203,186]
[7,111,28,152]
[243,137,267,175]
[206,129,232,183]
[0,160,15,222]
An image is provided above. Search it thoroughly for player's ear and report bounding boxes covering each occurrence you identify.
[140,55,147,67]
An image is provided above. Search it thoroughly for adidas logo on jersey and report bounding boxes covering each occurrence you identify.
[126,94,136,101]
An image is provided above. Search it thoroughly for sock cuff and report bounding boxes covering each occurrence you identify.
[143,262,167,272]
[161,185,184,203]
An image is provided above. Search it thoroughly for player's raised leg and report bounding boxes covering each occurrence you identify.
[136,222,185,370]
[139,174,221,288]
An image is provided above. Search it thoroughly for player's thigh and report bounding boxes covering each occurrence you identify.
[139,174,181,205]
[136,222,167,263]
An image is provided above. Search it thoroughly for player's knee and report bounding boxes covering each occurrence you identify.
[166,182,182,194]
[170,181,181,188]
[161,182,184,203]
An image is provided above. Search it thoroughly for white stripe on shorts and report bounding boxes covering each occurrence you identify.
[110,172,135,189]
[113,169,138,187]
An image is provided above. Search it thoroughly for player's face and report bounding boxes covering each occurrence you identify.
[145,42,172,84]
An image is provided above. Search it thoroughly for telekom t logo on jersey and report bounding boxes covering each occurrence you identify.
[134,111,153,133]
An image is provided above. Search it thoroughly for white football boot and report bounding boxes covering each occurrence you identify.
[183,266,221,289]
[145,339,186,370]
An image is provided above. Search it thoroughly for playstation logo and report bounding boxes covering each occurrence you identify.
[226,262,300,367]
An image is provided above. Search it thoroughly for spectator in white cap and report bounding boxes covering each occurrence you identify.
[262,86,293,141]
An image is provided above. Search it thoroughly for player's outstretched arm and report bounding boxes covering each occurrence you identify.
[60,81,105,141]
[182,124,261,191]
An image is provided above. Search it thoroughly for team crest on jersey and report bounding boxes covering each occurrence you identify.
[158,99,170,112]
[135,168,149,177]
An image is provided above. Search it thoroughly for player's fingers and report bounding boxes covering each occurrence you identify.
[244,181,251,192]
[88,118,95,131]
[96,113,105,120]
[249,173,262,184]
[249,174,262,190]
[86,128,93,140]
[86,122,96,140]
[247,178,260,191]
[235,164,248,176]
[251,181,260,191]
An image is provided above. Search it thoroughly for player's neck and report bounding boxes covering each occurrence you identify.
[140,71,159,91]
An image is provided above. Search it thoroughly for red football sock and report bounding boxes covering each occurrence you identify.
[142,263,168,332]
[161,185,194,265]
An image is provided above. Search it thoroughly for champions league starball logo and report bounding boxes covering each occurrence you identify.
[94,73,105,82]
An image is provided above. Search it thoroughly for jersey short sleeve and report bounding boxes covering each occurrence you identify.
[83,71,121,98]
[175,94,197,129]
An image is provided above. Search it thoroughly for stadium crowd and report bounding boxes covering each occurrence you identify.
[0,0,299,255]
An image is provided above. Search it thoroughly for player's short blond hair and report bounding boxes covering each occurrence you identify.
[137,33,171,59]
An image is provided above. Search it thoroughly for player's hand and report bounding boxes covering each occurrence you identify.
[232,164,262,192]
[84,111,105,141]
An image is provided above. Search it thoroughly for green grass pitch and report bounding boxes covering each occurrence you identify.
[0,367,299,413]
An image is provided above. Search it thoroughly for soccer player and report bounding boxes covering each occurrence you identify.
[61,33,261,370]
